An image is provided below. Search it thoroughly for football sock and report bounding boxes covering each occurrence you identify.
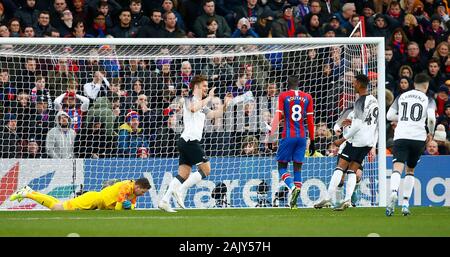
[279,167,295,190]
[26,192,59,209]
[293,171,302,189]
[179,171,204,192]
[327,168,344,201]
[402,174,415,207]
[162,175,184,203]
[390,171,401,196]
[344,171,356,201]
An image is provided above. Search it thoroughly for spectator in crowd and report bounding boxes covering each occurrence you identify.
[436,85,450,117]
[50,0,68,29]
[88,0,122,19]
[15,90,32,140]
[302,0,329,25]
[205,96,225,132]
[424,139,440,155]
[235,0,266,27]
[83,69,110,101]
[88,13,106,37]
[254,7,275,38]
[432,42,449,76]
[47,57,78,97]
[8,18,21,37]
[305,137,324,157]
[427,57,446,95]
[22,137,43,158]
[163,10,185,38]
[314,121,334,155]
[34,10,55,37]
[74,116,115,158]
[232,17,259,38]
[366,13,400,43]
[154,107,180,157]
[437,102,450,139]
[0,113,19,158]
[86,94,117,137]
[55,8,74,37]
[16,57,39,92]
[0,24,10,38]
[402,13,425,46]
[46,110,76,158]
[108,8,138,38]
[434,124,450,155]
[272,4,302,38]
[192,0,231,38]
[29,95,55,148]
[30,75,53,108]
[0,68,17,114]
[241,135,261,156]
[398,64,414,80]
[22,25,35,37]
[136,8,166,37]
[333,2,356,34]
[394,76,413,98]
[129,0,150,28]
[134,94,164,146]
[54,88,90,133]
[304,13,322,37]
[72,0,89,22]
[66,20,95,38]
[324,14,346,37]
[14,0,40,28]
[389,27,409,61]
[386,46,401,83]
[201,51,234,98]
[117,110,149,158]
[401,41,428,76]
[325,142,339,157]
[161,0,185,30]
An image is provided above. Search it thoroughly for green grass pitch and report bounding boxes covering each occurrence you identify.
[0,207,449,237]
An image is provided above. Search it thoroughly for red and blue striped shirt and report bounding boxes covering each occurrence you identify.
[277,90,315,139]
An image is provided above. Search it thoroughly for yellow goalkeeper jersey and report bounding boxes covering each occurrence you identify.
[100,180,137,210]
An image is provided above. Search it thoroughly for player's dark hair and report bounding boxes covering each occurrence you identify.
[414,73,430,84]
[287,76,299,89]
[355,74,369,88]
[135,177,151,189]
[190,74,208,88]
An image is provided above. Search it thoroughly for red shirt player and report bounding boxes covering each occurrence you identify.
[269,76,315,209]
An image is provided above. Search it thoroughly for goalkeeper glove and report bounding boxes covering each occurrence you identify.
[309,139,316,156]
[123,200,132,210]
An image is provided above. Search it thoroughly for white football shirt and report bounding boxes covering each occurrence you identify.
[180,96,210,141]
[343,94,379,147]
[389,90,436,141]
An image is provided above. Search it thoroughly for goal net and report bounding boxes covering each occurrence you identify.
[0,37,385,210]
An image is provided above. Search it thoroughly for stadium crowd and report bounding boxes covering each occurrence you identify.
[0,0,449,159]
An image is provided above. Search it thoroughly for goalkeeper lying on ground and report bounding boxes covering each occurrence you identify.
[9,178,151,210]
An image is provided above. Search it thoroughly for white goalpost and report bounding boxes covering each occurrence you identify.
[0,37,386,210]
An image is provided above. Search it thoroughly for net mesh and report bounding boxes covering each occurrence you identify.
[0,40,380,209]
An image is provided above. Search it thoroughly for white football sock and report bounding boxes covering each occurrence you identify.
[326,169,344,201]
[162,178,182,203]
[402,175,415,207]
[390,171,401,196]
[179,172,203,192]
[344,172,356,201]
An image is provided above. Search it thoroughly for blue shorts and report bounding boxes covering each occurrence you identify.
[276,137,307,163]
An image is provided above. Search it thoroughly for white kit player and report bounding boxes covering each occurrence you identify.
[386,73,436,216]
[314,74,378,211]
[158,75,228,212]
